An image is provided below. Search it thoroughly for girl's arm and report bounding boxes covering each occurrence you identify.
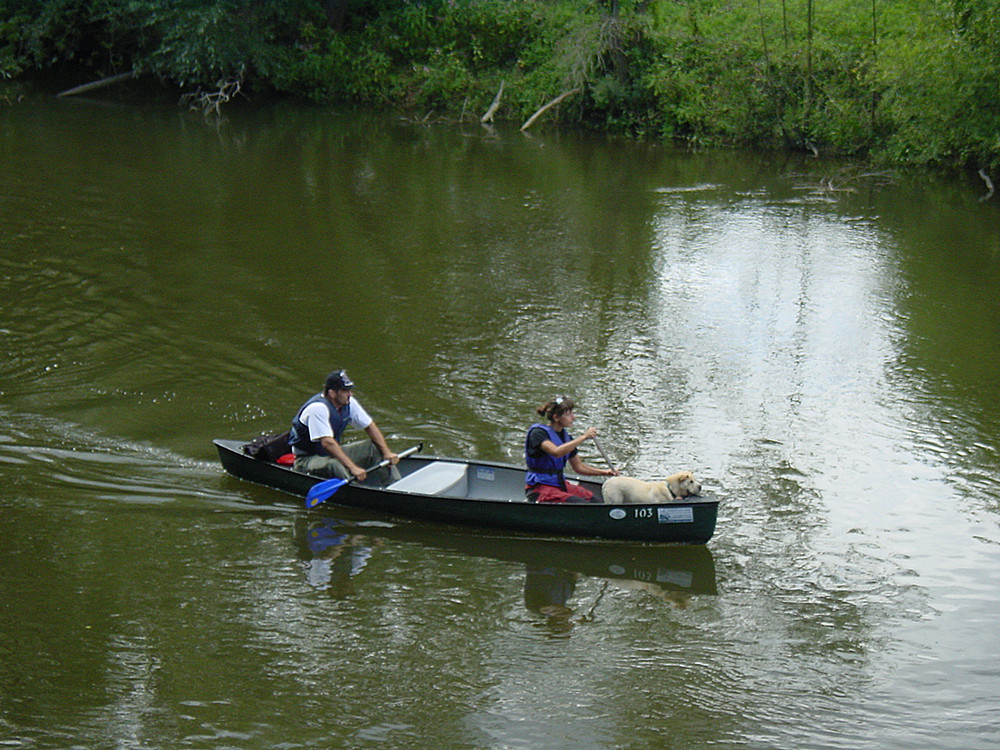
[568,453,618,477]
[539,426,597,458]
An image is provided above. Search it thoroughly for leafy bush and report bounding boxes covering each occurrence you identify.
[2,0,1000,167]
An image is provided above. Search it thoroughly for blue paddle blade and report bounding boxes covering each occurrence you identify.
[302,443,422,509]
[305,477,347,508]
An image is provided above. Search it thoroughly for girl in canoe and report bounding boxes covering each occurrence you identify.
[524,396,618,503]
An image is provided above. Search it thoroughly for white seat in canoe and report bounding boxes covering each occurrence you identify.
[388,461,468,497]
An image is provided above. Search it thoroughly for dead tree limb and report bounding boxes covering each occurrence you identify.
[481,81,504,123]
[56,72,135,98]
[979,169,995,202]
[520,87,581,132]
[180,75,243,118]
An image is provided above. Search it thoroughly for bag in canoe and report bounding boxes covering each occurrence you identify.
[242,431,291,463]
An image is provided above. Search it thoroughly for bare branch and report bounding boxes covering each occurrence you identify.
[520,88,581,132]
[180,73,243,118]
[57,72,135,98]
[979,169,995,202]
[481,81,504,123]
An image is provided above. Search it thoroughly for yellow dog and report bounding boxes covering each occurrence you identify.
[602,471,702,504]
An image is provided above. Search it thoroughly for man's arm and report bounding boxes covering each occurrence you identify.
[364,421,398,464]
[318,436,367,480]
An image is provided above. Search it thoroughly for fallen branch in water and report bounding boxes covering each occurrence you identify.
[180,74,243,117]
[789,168,896,201]
[520,87,581,132]
[56,71,135,98]
[481,81,504,123]
[979,169,995,202]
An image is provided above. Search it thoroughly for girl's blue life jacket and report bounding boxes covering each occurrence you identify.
[524,422,572,488]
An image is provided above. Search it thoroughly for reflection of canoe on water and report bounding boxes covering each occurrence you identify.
[293,515,718,597]
[418,528,717,595]
[215,438,719,544]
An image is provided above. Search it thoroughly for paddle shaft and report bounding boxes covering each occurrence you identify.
[352,443,423,479]
[592,436,617,473]
[305,443,423,508]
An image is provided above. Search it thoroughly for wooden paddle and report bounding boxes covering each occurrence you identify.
[592,436,617,473]
[304,443,423,509]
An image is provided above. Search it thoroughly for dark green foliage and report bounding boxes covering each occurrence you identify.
[2,0,999,168]
[0,0,324,87]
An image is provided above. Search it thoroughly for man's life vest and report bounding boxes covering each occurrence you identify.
[288,393,352,456]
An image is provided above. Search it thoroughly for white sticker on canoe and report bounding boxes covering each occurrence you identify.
[658,506,694,524]
[609,508,627,520]
[475,467,495,481]
[657,569,694,588]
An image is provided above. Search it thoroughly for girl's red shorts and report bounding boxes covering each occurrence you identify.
[526,482,597,504]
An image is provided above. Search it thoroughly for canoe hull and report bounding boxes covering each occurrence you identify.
[214,439,718,544]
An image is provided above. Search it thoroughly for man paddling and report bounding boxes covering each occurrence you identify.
[288,370,401,485]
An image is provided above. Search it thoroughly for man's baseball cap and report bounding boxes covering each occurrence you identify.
[325,370,355,391]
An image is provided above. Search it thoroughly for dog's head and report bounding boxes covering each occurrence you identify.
[665,471,701,498]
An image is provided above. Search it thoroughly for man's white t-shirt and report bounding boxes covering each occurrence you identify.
[300,398,373,443]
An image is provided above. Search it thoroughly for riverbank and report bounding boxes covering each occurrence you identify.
[3,0,999,171]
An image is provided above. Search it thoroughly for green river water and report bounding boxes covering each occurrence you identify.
[1,96,999,749]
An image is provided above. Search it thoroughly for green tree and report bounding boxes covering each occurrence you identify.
[2,0,1000,168]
